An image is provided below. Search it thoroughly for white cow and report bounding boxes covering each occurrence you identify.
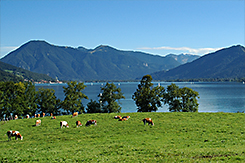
[36,119,41,126]
[60,121,69,128]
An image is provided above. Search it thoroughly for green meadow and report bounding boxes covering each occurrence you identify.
[1,112,245,162]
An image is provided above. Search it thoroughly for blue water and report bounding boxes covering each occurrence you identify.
[35,82,245,113]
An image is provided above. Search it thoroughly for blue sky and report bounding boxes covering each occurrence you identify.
[0,0,244,58]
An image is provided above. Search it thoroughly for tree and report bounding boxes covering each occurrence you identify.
[22,82,37,116]
[86,100,103,113]
[164,83,199,112]
[36,88,60,115]
[62,81,88,114]
[132,75,165,112]
[0,81,25,117]
[99,82,125,113]
[0,81,38,118]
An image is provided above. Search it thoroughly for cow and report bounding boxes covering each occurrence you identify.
[114,115,121,119]
[142,118,154,126]
[6,130,23,141]
[37,114,40,118]
[86,120,97,126]
[50,113,53,117]
[26,114,30,119]
[42,113,45,117]
[36,119,41,126]
[72,112,78,118]
[14,115,18,120]
[122,116,130,120]
[76,121,82,127]
[51,116,56,119]
[60,121,69,128]
[119,116,130,121]
[118,117,128,121]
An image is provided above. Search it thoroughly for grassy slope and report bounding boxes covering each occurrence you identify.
[1,112,245,162]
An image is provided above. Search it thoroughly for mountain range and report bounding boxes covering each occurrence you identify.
[1,40,244,81]
[0,40,183,81]
[151,45,245,80]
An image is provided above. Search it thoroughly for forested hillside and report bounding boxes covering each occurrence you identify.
[0,61,54,82]
[1,40,180,81]
[151,45,245,81]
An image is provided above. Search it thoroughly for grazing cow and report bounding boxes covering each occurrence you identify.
[76,121,82,127]
[36,119,41,126]
[72,112,78,118]
[37,114,40,118]
[50,113,53,117]
[34,114,37,118]
[42,113,45,117]
[142,118,154,126]
[114,115,121,119]
[122,116,130,120]
[14,115,18,120]
[51,116,56,119]
[60,121,69,128]
[118,117,128,121]
[118,116,130,121]
[6,130,23,141]
[86,120,97,126]
[26,114,30,119]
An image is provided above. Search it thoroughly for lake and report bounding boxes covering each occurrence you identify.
[36,82,245,113]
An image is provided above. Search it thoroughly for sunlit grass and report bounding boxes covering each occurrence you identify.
[1,112,245,162]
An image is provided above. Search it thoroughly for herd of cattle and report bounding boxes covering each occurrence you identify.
[5,112,154,141]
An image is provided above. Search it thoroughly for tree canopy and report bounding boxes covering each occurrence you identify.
[163,83,199,112]
[99,82,125,113]
[62,81,88,114]
[132,75,165,112]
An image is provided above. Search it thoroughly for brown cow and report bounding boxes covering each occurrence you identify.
[86,120,97,126]
[6,130,23,141]
[72,112,78,118]
[76,121,82,127]
[118,116,130,121]
[142,118,154,126]
[118,117,128,121]
[122,116,130,119]
[114,115,121,119]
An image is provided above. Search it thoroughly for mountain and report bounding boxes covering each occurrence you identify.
[0,40,181,81]
[151,45,245,80]
[0,61,55,82]
[165,53,200,64]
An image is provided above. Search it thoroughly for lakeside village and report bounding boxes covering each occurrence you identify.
[33,79,63,84]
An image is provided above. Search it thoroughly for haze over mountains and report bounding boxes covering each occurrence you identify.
[1,40,244,81]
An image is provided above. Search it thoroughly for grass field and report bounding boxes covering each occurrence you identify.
[1,112,245,162]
